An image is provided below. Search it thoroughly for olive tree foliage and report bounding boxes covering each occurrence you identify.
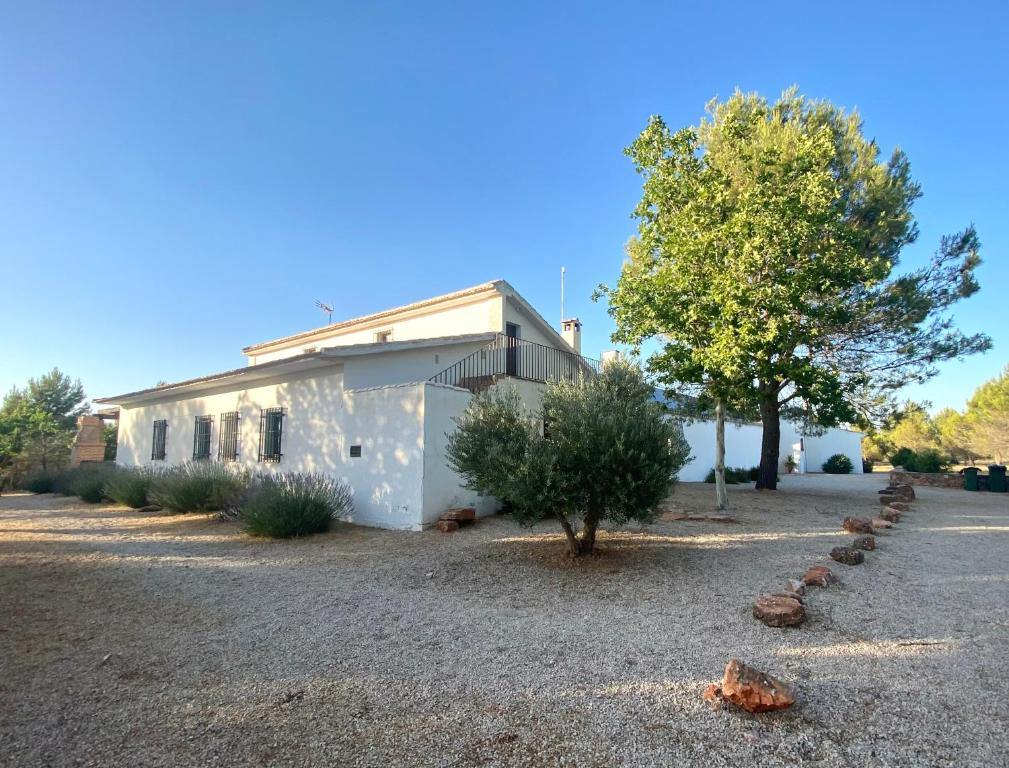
[446,361,690,556]
[598,88,990,491]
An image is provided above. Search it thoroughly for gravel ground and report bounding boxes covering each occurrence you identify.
[1,475,1008,767]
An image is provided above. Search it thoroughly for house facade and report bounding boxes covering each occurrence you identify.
[99,281,594,530]
[98,279,861,531]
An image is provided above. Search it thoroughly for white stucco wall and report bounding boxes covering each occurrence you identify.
[114,369,437,529]
[250,296,505,364]
[675,418,864,481]
[340,340,490,390]
[420,383,500,526]
[678,419,765,482]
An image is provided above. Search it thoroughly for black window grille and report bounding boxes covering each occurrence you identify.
[218,411,240,461]
[151,420,168,461]
[258,407,285,462]
[349,444,362,458]
[193,415,213,460]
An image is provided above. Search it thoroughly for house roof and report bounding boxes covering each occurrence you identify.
[241,279,574,356]
[96,333,496,406]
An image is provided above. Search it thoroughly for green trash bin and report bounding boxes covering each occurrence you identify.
[964,466,980,491]
[989,465,1007,493]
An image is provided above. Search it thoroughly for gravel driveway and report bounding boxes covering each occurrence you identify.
[2,475,1008,767]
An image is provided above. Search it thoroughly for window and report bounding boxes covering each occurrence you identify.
[258,407,285,462]
[151,420,168,461]
[192,416,213,460]
[218,411,240,461]
[349,444,362,458]
[375,330,392,343]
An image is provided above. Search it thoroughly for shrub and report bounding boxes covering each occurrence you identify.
[69,463,118,502]
[447,360,690,556]
[889,446,949,473]
[909,448,948,473]
[704,466,755,484]
[21,470,59,493]
[150,461,248,513]
[104,466,157,508]
[862,458,874,473]
[890,447,916,470]
[240,472,353,538]
[822,454,854,474]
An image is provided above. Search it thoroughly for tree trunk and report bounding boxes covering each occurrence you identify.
[579,513,600,555]
[714,399,728,510]
[559,516,581,556]
[756,391,780,490]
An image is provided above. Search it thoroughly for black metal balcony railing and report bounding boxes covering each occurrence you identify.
[429,334,601,393]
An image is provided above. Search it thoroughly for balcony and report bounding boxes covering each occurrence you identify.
[429,334,600,393]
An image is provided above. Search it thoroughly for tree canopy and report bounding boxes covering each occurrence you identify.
[446,361,690,555]
[600,88,990,489]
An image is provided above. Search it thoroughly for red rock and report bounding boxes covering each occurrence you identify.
[436,520,460,532]
[842,516,874,534]
[752,594,805,627]
[785,579,806,595]
[871,517,893,529]
[802,565,836,587]
[830,546,865,565]
[887,501,910,512]
[852,535,876,551]
[702,683,722,702]
[879,508,900,523]
[441,507,476,522]
[771,590,805,605]
[720,659,795,713]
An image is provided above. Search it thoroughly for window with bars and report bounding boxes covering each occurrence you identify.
[151,420,168,460]
[218,411,240,461]
[192,415,213,460]
[258,407,285,462]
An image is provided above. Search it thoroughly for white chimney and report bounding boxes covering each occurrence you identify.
[561,318,582,354]
[600,350,622,366]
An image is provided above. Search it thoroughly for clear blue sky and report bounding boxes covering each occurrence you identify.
[1,1,1006,414]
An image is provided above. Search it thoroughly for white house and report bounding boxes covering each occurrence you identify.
[98,280,861,530]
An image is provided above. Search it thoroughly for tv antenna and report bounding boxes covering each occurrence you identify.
[314,299,334,324]
[560,266,566,323]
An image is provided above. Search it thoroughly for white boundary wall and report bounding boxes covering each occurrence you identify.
[676,418,864,482]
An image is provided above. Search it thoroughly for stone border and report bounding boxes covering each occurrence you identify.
[888,469,962,489]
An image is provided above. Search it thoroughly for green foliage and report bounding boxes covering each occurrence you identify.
[599,88,990,490]
[447,361,690,555]
[103,424,118,461]
[822,454,854,474]
[150,461,248,513]
[104,466,156,508]
[1,368,89,487]
[891,446,949,473]
[21,470,59,493]
[68,463,117,503]
[240,473,353,538]
[704,466,755,484]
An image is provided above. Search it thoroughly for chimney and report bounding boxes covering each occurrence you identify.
[600,350,622,366]
[561,318,582,354]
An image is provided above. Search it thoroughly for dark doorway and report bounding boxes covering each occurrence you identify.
[505,322,520,377]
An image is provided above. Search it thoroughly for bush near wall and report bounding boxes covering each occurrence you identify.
[704,467,759,484]
[822,454,854,474]
[104,466,158,508]
[240,473,354,538]
[149,462,249,514]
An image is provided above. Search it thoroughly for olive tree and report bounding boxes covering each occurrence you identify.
[446,361,690,556]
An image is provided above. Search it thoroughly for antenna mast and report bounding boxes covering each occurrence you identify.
[560,266,566,323]
[314,299,334,324]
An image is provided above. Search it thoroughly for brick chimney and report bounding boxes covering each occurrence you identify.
[561,318,582,354]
